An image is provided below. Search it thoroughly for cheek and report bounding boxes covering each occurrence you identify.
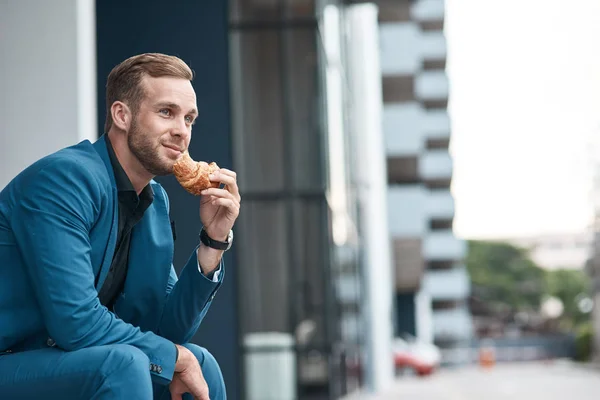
[141,117,170,138]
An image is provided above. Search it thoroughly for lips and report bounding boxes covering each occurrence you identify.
[163,144,183,153]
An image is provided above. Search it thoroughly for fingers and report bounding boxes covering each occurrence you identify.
[217,168,236,179]
[169,384,183,400]
[209,169,241,202]
[194,391,210,400]
[171,372,210,400]
[210,197,238,209]
[201,188,237,201]
[206,197,240,217]
[201,182,241,209]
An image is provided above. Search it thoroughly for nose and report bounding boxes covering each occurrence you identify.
[171,117,191,140]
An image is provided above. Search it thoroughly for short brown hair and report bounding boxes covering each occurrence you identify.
[104,53,194,133]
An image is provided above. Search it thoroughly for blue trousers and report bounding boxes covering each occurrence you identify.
[0,343,225,399]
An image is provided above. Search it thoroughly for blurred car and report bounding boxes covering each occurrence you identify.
[393,336,441,376]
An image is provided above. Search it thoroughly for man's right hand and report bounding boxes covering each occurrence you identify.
[170,344,210,400]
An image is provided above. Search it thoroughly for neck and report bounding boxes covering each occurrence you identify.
[107,130,153,194]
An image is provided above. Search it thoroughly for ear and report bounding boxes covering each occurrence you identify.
[110,101,132,131]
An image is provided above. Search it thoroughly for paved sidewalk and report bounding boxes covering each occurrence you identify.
[341,361,600,400]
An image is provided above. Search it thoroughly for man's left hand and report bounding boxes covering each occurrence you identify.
[197,168,240,272]
[200,168,240,239]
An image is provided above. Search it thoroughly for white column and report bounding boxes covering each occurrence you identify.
[415,289,434,344]
[346,3,395,393]
[0,0,97,189]
[76,0,98,143]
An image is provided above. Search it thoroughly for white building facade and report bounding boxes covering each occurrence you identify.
[506,233,592,270]
[377,0,473,350]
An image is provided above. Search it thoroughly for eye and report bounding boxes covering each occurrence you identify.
[185,115,196,125]
[159,109,171,117]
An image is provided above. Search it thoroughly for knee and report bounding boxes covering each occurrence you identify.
[105,344,151,380]
[94,344,152,398]
[182,344,226,399]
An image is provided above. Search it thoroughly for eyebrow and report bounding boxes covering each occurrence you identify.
[154,102,198,116]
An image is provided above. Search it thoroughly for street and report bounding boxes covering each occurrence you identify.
[343,362,600,400]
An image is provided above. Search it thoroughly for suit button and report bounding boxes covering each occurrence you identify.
[46,338,56,347]
[157,366,163,374]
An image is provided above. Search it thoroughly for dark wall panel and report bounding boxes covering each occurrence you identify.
[395,293,416,337]
[96,1,240,398]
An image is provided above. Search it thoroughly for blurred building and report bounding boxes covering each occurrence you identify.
[228,2,378,398]
[587,232,600,361]
[375,0,473,350]
[505,232,592,270]
[586,161,600,360]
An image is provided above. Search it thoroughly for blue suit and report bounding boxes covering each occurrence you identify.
[0,135,225,398]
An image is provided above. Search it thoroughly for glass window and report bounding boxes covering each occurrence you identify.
[229,1,363,397]
[283,28,324,191]
[237,200,291,333]
[230,30,286,193]
[231,0,316,23]
[230,0,281,23]
[290,198,328,343]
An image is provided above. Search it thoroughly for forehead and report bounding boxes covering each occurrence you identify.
[140,75,197,108]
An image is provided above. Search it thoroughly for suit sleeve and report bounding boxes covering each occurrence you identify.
[154,186,224,344]
[157,253,223,344]
[11,159,177,384]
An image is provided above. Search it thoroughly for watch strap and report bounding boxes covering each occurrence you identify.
[200,228,231,251]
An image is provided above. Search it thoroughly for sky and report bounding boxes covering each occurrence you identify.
[445,0,600,239]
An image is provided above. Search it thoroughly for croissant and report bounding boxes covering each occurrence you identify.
[172,152,219,195]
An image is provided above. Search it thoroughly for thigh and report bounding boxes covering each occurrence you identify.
[0,344,150,400]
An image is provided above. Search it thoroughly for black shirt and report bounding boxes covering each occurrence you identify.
[97,136,154,309]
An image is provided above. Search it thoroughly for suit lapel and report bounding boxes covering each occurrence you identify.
[92,135,119,290]
[95,188,118,290]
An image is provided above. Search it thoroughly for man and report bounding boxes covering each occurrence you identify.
[0,53,240,399]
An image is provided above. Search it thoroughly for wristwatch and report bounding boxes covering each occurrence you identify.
[200,227,233,251]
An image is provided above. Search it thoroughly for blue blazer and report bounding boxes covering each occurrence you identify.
[0,135,223,384]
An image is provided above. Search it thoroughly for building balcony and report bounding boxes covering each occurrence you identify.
[423,109,450,141]
[420,31,447,62]
[426,190,454,220]
[415,71,449,103]
[379,22,420,76]
[383,104,450,157]
[379,24,446,76]
[419,149,452,181]
[432,307,473,341]
[423,267,471,301]
[387,185,427,237]
[411,0,445,22]
[423,230,467,261]
[384,103,423,156]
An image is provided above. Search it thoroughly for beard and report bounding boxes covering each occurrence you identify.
[127,118,173,176]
